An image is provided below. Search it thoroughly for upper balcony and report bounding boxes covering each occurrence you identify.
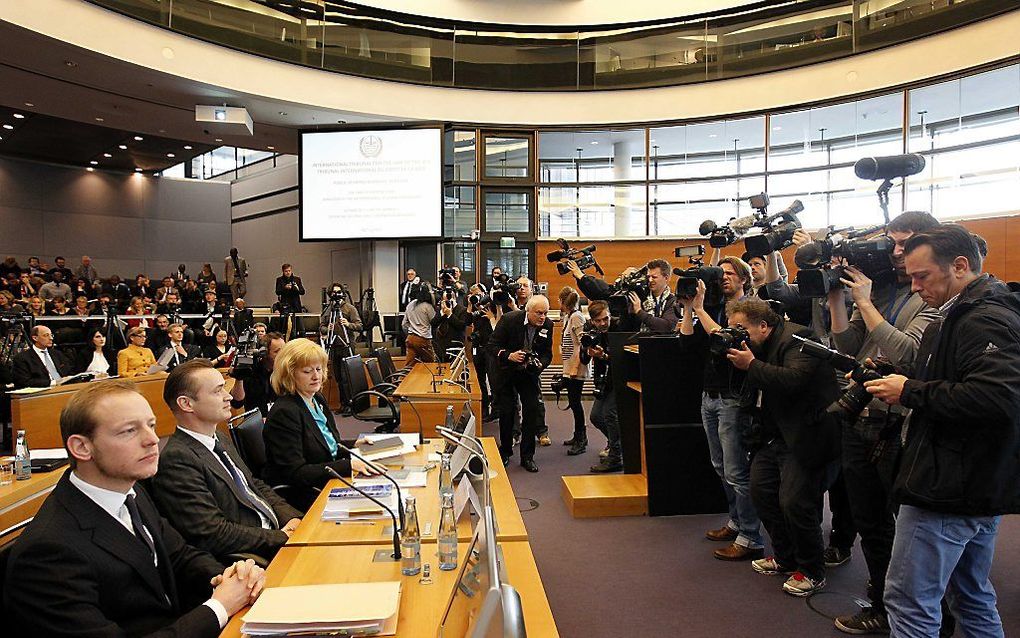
[87,0,1015,92]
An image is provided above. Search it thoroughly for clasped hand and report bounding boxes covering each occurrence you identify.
[210,559,266,614]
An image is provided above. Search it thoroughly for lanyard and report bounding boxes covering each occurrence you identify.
[883,288,914,327]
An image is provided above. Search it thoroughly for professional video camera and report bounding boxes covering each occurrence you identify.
[672,245,725,307]
[547,238,604,277]
[468,293,492,313]
[607,266,649,318]
[793,225,894,297]
[325,282,349,305]
[698,193,771,248]
[579,331,598,350]
[793,335,897,418]
[742,199,804,258]
[490,273,520,308]
[709,325,750,357]
[229,327,266,380]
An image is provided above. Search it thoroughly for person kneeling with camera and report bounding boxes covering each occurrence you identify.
[724,297,840,597]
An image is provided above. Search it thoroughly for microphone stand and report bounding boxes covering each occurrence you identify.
[437,426,490,513]
[336,443,405,531]
[324,466,401,560]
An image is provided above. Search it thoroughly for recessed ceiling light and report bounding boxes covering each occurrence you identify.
[94,117,104,122]
[24,102,34,107]
[214,138,223,142]
[134,136,143,141]
[89,160,98,165]
[2,124,12,130]
[267,146,275,150]
[119,144,127,150]
[166,153,175,158]
[135,168,143,173]
[590,141,598,145]
[103,153,112,158]
[13,113,25,119]
[86,167,94,172]
[183,145,192,150]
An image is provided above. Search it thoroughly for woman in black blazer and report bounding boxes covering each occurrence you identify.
[262,338,380,511]
[76,327,118,377]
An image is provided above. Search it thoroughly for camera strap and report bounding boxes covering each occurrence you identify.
[883,288,913,327]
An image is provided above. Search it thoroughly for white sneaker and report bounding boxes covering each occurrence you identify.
[751,556,794,576]
[782,572,826,597]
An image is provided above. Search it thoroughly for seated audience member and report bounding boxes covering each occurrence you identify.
[25,255,45,277]
[146,314,172,352]
[160,323,203,371]
[75,254,99,284]
[203,329,232,367]
[157,291,183,316]
[197,263,217,288]
[119,327,158,378]
[72,295,94,317]
[0,289,24,313]
[26,295,46,318]
[151,360,302,562]
[47,256,74,284]
[156,276,179,304]
[71,276,93,300]
[12,325,75,388]
[3,273,20,299]
[0,255,21,280]
[3,380,266,637]
[181,279,202,312]
[14,272,37,302]
[77,327,117,377]
[232,297,255,334]
[262,338,380,510]
[47,295,71,316]
[124,295,151,329]
[103,274,132,308]
[132,273,153,300]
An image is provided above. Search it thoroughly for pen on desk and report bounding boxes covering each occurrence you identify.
[333,520,377,525]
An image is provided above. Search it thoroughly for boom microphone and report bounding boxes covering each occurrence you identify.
[854,154,926,180]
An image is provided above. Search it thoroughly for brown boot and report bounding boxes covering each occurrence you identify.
[705,526,738,542]
[714,543,764,561]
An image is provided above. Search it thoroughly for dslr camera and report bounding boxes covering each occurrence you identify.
[794,335,897,418]
[607,266,650,318]
[794,226,894,297]
[490,273,520,308]
[673,245,725,307]
[547,238,603,276]
[709,325,751,357]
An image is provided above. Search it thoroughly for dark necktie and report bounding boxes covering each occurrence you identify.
[124,494,156,558]
[212,440,280,528]
[525,325,536,350]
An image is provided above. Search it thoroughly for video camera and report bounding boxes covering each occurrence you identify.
[698,194,803,259]
[229,327,266,380]
[793,335,897,419]
[607,266,649,318]
[490,273,520,308]
[672,245,725,307]
[547,238,603,276]
[438,267,457,283]
[326,283,349,305]
[794,225,894,297]
[709,325,750,357]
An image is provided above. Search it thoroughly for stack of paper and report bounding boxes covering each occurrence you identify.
[355,433,418,463]
[322,484,399,521]
[242,582,400,636]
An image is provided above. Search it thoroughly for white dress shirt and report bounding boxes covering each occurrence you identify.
[33,345,62,384]
[85,351,111,375]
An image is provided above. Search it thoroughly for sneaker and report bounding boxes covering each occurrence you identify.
[824,545,852,567]
[835,607,890,635]
[538,435,552,447]
[751,556,794,576]
[599,446,609,458]
[782,572,826,597]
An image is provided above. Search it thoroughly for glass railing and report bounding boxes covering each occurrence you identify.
[87,0,1014,91]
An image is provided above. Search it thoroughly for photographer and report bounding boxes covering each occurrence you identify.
[724,297,840,597]
[509,276,551,447]
[487,295,553,472]
[431,283,468,363]
[679,256,765,562]
[319,283,363,360]
[230,331,285,418]
[563,260,642,331]
[467,285,498,421]
[825,211,941,635]
[629,259,679,334]
[558,286,589,455]
[863,225,1020,637]
[275,263,305,337]
[581,300,623,473]
[401,280,437,365]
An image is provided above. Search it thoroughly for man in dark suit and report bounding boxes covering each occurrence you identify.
[231,297,255,334]
[432,286,468,362]
[398,268,417,312]
[274,263,305,313]
[152,360,302,563]
[3,379,265,636]
[486,295,553,472]
[11,324,75,388]
[159,323,202,371]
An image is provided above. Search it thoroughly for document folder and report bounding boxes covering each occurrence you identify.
[241,581,401,636]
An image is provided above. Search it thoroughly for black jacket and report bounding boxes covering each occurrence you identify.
[262,393,352,506]
[486,310,553,389]
[11,346,75,388]
[744,319,840,468]
[75,347,119,376]
[151,429,302,562]
[4,474,225,637]
[634,290,681,334]
[575,274,642,332]
[275,275,305,311]
[431,303,468,361]
[893,275,1020,515]
[232,308,255,334]
[158,343,203,371]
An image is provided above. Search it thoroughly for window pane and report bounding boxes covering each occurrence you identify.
[767,167,897,230]
[650,177,765,236]
[484,191,531,234]
[649,116,765,179]
[441,242,476,286]
[539,185,645,238]
[538,130,644,182]
[484,137,531,178]
[481,245,532,281]
[444,186,476,238]
[444,130,476,181]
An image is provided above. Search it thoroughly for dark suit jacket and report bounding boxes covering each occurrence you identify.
[431,304,468,361]
[486,310,553,390]
[151,429,302,561]
[158,343,203,371]
[262,393,351,507]
[398,280,415,312]
[4,473,225,637]
[11,346,75,388]
[232,308,255,334]
[75,347,119,376]
[275,275,305,311]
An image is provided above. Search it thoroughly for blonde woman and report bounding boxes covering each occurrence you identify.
[262,338,380,510]
[558,286,590,455]
[117,326,157,378]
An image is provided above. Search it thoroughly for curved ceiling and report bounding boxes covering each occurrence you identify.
[353,0,749,26]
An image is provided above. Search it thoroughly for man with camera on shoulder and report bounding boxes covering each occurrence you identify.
[579,300,623,473]
[487,295,553,473]
[723,297,840,597]
[628,259,680,334]
[863,224,1020,638]
[679,256,765,562]
[229,331,285,418]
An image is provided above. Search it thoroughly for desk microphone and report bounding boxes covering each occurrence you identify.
[336,443,405,531]
[440,378,470,393]
[324,466,402,560]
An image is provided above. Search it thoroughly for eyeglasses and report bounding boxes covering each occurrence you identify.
[132,333,146,339]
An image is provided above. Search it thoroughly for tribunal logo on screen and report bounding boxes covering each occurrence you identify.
[359,135,383,158]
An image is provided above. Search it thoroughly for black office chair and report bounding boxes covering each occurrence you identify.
[343,355,400,433]
[365,358,396,396]
[227,409,304,507]
[373,347,408,384]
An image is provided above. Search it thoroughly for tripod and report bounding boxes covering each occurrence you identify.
[323,300,353,360]
[359,288,379,351]
[102,304,127,350]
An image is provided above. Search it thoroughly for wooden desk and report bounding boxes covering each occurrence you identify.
[287,437,527,547]
[393,362,483,439]
[219,541,558,638]
[0,468,63,545]
[9,373,175,449]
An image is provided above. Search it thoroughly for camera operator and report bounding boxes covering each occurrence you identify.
[319,283,363,360]
[824,211,941,634]
[467,285,498,421]
[431,282,468,363]
[724,297,840,596]
[580,300,624,473]
[487,295,553,472]
[862,225,1020,637]
[229,331,285,418]
[679,256,765,562]
[628,259,679,334]
[275,264,305,337]
[563,260,641,331]
[401,280,437,365]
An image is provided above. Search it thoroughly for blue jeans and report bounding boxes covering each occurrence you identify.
[701,392,762,549]
[885,504,1003,638]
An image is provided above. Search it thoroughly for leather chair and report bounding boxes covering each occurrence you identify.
[373,347,408,384]
[343,355,400,433]
[365,358,396,396]
[227,409,303,506]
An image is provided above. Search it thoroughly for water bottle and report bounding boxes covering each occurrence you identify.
[438,452,453,500]
[438,492,458,571]
[14,430,31,481]
[400,496,421,576]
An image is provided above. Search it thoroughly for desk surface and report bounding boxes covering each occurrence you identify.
[220,541,558,638]
[393,362,481,400]
[287,437,527,547]
[0,467,62,512]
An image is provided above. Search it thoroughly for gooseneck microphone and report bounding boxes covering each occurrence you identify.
[336,443,405,531]
[437,425,491,512]
[324,466,401,560]
[854,154,926,180]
